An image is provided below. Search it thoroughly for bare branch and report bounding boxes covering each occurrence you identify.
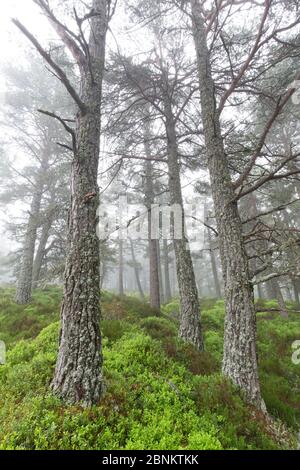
[236,154,300,200]
[253,270,295,285]
[33,0,86,68]
[38,109,76,151]
[56,142,74,152]
[218,0,272,113]
[233,87,300,190]
[12,18,87,115]
[242,199,300,224]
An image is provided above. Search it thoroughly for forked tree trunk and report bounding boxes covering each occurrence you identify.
[274,282,289,318]
[129,239,145,299]
[164,97,204,351]
[52,0,109,405]
[32,206,55,287]
[15,184,44,304]
[266,278,289,318]
[191,0,263,407]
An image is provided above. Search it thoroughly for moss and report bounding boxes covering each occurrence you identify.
[0,288,299,450]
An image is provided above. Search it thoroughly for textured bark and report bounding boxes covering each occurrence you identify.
[164,96,204,351]
[52,0,109,405]
[191,0,263,407]
[15,182,44,304]
[129,239,145,299]
[163,239,172,302]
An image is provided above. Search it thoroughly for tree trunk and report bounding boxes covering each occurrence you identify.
[15,184,44,304]
[207,226,221,298]
[157,240,165,304]
[191,0,263,407]
[163,239,172,302]
[291,278,300,306]
[118,238,124,296]
[32,206,55,287]
[275,283,289,318]
[164,96,204,351]
[52,0,109,406]
[257,283,264,300]
[144,123,161,310]
[129,239,145,299]
[100,260,106,290]
[266,278,289,318]
[148,220,161,309]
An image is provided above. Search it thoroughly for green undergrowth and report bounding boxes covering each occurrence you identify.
[0,288,299,450]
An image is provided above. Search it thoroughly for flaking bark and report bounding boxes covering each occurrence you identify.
[191,0,264,407]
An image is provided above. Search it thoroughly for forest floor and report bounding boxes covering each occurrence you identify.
[0,287,299,450]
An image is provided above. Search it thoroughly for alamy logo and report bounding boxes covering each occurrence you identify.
[0,341,6,365]
[292,340,300,365]
[97,195,206,251]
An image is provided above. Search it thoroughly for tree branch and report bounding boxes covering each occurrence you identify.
[218,0,271,113]
[12,19,87,115]
[242,199,300,224]
[253,270,295,285]
[236,153,300,200]
[38,109,76,151]
[33,0,86,68]
[233,87,300,191]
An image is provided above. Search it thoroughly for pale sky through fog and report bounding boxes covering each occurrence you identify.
[0,0,207,278]
[0,0,143,271]
[0,1,50,260]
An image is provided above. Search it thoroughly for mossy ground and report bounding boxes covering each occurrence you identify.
[0,288,299,450]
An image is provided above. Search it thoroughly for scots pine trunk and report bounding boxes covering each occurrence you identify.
[207,226,221,298]
[144,125,161,310]
[118,238,125,296]
[157,240,165,304]
[164,97,204,351]
[52,0,108,405]
[32,207,55,287]
[15,183,44,304]
[246,193,288,318]
[163,239,172,302]
[129,239,145,299]
[148,233,161,309]
[266,278,289,318]
[191,0,263,407]
[291,278,300,306]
